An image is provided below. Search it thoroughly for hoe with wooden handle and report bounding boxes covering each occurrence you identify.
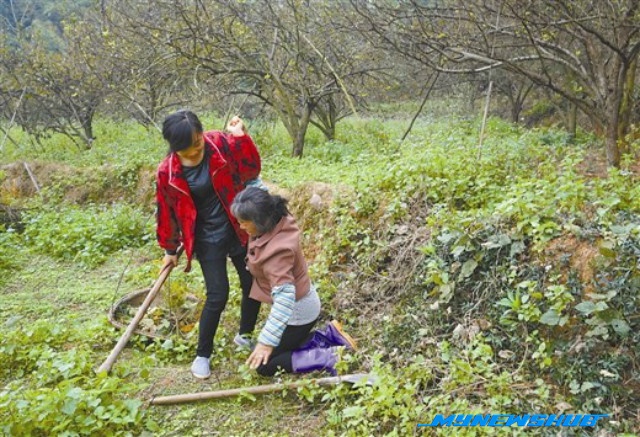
[96,247,183,374]
[150,373,375,405]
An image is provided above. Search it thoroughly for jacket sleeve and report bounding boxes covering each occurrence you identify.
[230,133,261,184]
[258,284,295,347]
[209,131,261,184]
[155,176,181,252]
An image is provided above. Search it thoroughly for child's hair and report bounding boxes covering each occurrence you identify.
[162,110,203,152]
[231,187,289,234]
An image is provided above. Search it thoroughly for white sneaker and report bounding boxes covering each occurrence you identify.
[190,356,211,379]
[233,334,256,350]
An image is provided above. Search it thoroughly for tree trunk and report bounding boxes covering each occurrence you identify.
[81,107,96,150]
[325,124,335,142]
[292,104,313,157]
[512,83,533,124]
[617,58,637,157]
[605,124,621,168]
[82,123,94,149]
[323,98,337,141]
[504,86,519,123]
[510,101,521,124]
[468,83,478,113]
[311,96,337,141]
[602,58,626,168]
[567,102,577,140]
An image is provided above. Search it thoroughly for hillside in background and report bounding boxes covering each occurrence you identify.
[1,114,639,435]
[0,0,91,46]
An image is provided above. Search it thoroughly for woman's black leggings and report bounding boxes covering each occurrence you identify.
[257,320,317,376]
[196,250,261,358]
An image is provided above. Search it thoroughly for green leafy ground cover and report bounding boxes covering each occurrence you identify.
[1,116,639,435]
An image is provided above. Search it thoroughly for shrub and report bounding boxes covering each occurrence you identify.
[0,320,158,436]
[23,203,152,267]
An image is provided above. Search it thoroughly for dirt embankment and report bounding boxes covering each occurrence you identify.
[0,163,351,261]
[0,161,156,206]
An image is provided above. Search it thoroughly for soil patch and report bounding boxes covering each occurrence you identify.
[541,234,599,295]
[285,182,354,263]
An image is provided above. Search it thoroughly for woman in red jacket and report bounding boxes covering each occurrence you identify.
[156,110,262,379]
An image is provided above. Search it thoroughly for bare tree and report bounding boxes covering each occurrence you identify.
[0,24,106,148]
[352,0,640,167]
[94,4,196,129]
[111,0,382,157]
[491,71,535,124]
[312,94,349,141]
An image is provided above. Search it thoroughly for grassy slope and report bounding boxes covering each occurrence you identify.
[1,250,329,435]
[2,114,639,435]
[1,117,367,435]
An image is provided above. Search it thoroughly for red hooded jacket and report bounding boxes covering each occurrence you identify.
[155,131,261,271]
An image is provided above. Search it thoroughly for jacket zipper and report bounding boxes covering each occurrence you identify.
[168,154,190,196]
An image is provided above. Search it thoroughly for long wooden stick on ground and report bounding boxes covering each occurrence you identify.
[96,247,183,374]
[150,373,373,405]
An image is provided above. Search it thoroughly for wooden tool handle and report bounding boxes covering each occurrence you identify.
[96,246,183,374]
[150,373,372,405]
